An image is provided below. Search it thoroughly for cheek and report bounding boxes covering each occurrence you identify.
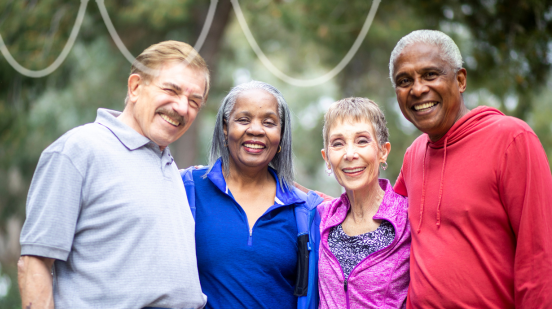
[327,150,342,168]
[269,129,282,146]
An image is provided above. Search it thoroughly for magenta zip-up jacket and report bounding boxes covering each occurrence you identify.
[318,179,411,309]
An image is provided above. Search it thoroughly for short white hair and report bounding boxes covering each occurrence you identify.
[389,30,463,87]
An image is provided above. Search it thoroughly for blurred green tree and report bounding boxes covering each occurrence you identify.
[1,0,552,307]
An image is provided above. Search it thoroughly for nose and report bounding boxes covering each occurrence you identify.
[344,144,358,161]
[246,120,265,136]
[173,96,190,117]
[410,77,429,98]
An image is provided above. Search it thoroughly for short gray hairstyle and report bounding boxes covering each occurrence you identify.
[208,81,294,190]
[322,97,389,156]
[389,30,463,87]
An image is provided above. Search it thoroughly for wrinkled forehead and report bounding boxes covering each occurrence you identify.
[393,43,449,72]
[233,88,280,114]
[142,61,208,96]
[328,115,376,136]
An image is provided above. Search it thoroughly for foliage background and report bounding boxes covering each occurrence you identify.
[1,0,551,307]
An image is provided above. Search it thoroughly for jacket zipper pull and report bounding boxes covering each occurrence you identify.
[344,279,348,292]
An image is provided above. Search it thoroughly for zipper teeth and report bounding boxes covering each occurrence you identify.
[322,216,400,308]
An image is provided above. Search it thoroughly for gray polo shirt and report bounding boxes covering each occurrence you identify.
[20,108,206,309]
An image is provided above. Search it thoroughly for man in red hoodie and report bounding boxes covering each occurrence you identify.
[390,30,552,308]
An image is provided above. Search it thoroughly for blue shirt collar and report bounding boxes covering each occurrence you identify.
[207,158,304,206]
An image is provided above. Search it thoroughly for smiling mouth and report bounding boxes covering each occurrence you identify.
[159,113,181,127]
[243,143,265,149]
[413,102,438,111]
[343,167,366,174]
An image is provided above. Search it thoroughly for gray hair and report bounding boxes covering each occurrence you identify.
[322,97,389,155]
[389,30,463,87]
[208,81,294,190]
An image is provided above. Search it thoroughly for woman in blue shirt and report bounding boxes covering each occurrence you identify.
[189,81,319,309]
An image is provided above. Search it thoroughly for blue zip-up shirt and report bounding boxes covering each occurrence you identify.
[194,159,303,309]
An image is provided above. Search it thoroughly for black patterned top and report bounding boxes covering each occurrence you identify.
[328,220,395,279]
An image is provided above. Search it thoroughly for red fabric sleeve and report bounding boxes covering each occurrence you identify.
[394,150,409,197]
[498,131,552,308]
[314,191,335,203]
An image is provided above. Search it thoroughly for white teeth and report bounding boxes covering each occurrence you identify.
[244,143,265,149]
[160,114,180,126]
[343,167,365,173]
[414,102,438,111]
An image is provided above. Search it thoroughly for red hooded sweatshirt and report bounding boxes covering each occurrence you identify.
[394,106,552,308]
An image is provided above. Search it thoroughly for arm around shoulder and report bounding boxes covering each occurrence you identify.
[18,255,55,309]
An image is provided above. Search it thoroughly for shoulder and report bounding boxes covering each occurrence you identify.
[188,166,210,181]
[317,195,344,221]
[44,122,112,156]
[491,114,535,137]
[403,134,429,160]
[381,179,408,212]
[481,114,541,155]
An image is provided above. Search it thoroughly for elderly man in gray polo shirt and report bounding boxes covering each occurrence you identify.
[18,41,209,309]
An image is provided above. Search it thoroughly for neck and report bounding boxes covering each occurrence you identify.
[117,107,166,151]
[428,101,470,142]
[225,159,273,189]
[345,179,384,222]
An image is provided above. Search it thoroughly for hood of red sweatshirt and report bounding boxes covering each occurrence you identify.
[415,106,505,233]
[429,106,504,148]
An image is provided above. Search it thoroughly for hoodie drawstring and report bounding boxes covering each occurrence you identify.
[435,136,448,228]
[417,141,430,233]
[417,136,448,232]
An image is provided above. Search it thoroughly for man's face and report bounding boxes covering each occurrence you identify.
[126,62,206,150]
[392,43,467,141]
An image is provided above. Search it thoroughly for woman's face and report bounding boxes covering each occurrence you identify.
[224,89,281,171]
[321,118,390,193]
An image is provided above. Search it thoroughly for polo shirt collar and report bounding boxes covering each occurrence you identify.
[207,158,304,206]
[95,108,151,151]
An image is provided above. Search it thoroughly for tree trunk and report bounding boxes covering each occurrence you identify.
[172,0,233,168]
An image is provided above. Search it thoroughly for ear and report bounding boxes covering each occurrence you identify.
[380,142,391,163]
[456,68,467,93]
[127,74,142,105]
[223,118,228,140]
[321,149,330,169]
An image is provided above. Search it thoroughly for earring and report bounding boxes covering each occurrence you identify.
[326,166,333,176]
[277,146,282,153]
[381,161,388,170]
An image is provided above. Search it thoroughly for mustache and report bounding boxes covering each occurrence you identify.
[155,107,185,126]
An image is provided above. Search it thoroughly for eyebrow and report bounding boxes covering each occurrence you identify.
[329,130,372,139]
[234,110,279,117]
[395,65,448,80]
[160,82,182,93]
[161,82,204,102]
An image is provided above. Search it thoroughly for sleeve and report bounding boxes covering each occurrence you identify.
[20,151,84,261]
[393,149,409,197]
[498,131,552,308]
[314,191,335,203]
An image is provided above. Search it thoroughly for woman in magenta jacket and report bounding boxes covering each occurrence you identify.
[317,97,410,308]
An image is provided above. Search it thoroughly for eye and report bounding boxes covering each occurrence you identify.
[189,100,200,109]
[397,77,411,87]
[264,119,277,127]
[330,140,344,147]
[164,88,177,95]
[236,117,250,124]
[425,71,438,79]
[358,138,370,145]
